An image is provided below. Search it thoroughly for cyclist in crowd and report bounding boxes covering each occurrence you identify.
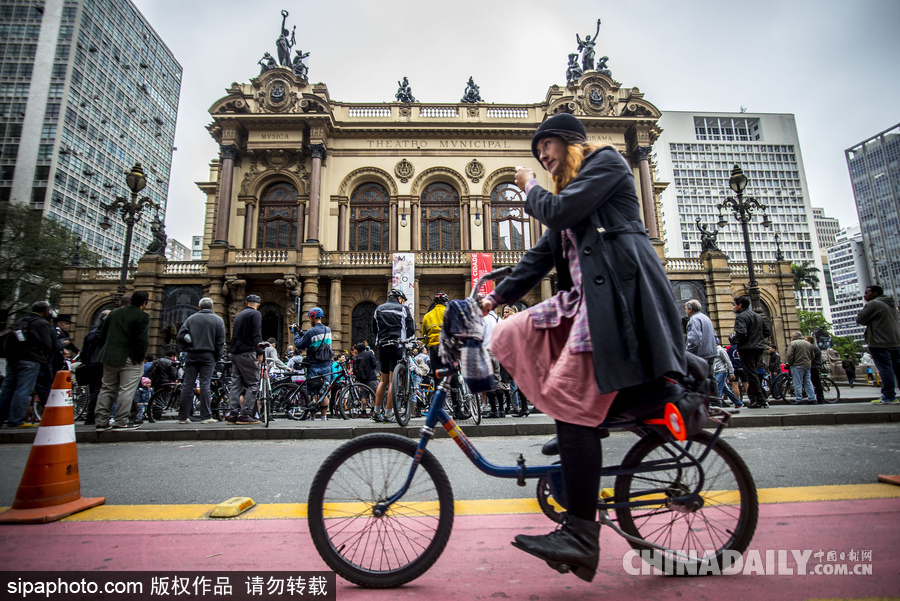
[714,338,743,408]
[293,307,334,421]
[422,292,464,417]
[226,294,263,425]
[785,331,816,404]
[484,113,687,583]
[371,289,415,423]
[805,335,826,404]
[729,296,771,409]
[263,338,291,374]
[175,297,226,425]
[768,345,782,378]
[351,342,378,415]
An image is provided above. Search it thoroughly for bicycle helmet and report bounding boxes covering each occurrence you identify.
[388,288,407,302]
[308,306,324,320]
[433,292,450,304]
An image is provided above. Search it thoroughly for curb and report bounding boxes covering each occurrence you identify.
[0,409,896,443]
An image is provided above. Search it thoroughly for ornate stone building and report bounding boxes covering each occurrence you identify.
[59,66,800,355]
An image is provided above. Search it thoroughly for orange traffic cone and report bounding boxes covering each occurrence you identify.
[0,371,105,523]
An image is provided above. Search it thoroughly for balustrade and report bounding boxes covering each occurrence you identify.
[419,107,459,118]
[485,107,528,119]
[348,107,391,118]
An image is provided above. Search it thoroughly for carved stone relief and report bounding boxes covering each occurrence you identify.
[395,159,414,183]
[465,159,485,183]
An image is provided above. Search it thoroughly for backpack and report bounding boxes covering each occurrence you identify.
[313,327,334,363]
[0,317,30,359]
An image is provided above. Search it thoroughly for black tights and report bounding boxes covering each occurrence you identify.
[556,420,603,521]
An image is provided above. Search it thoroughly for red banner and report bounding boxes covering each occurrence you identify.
[471,253,493,297]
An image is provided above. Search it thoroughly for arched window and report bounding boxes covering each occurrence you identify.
[350,183,389,251]
[257,182,298,249]
[490,183,531,250]
[420,182,460,251]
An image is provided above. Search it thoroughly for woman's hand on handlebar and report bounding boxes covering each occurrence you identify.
[480,296,495,317]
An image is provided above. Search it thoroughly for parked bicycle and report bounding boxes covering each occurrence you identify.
[779,369,840,404]
[308,268,758,587]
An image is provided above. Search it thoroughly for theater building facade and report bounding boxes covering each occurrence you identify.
[60,67,800,354]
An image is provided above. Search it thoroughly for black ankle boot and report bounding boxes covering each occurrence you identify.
[511,514,600,582]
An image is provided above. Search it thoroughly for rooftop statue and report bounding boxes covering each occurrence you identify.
[257,52,276,75]
[696,217,721,253]
[566,53,583,84]
[396,77,416,103]
[276,10,296,67]
[576,18,601,72]
[292,49,310,79]
[460,76,483,103]
[145,221,167,257]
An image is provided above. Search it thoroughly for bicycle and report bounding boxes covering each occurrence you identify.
[381,338,420,427]
[307,268,758,588]
[781,368,840,404]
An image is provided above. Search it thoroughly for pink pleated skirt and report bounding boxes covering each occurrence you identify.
[491,312,617,427]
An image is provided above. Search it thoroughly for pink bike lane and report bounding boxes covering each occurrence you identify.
[1,498,898,600]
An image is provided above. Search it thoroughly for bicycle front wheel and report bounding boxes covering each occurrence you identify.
[614,430,758,574]
[339,383,374,419]
[822,377,840,403]
[468,391,482,424]
[308,433,454,588]
[392,363,411,427]
[147,387,177,422]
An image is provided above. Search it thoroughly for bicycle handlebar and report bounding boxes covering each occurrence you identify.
[470,266,513,300]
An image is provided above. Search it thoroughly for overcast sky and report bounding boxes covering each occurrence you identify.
[131,0,900,247]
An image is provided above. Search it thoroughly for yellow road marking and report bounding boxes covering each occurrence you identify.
[1,483,896,522]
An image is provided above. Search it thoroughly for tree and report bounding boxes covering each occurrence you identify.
[831,335,861,361]
[797,309,832,337]
[0,202,100,327]
[791,261,821,311]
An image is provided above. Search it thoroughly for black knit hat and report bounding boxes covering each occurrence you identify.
[531,113,587,161]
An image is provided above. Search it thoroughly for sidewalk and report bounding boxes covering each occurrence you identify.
[1,384,897,444]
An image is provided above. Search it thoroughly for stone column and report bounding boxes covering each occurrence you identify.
[242,199,256,249]
[307,144,327,243]
[460,200,470,250]
[632,146,659,240]
[337,199,348,251]
[410,197,420,251]
[295,201,306,250]
[390,200,399,251]
[214,144,241,244]
[302,275,319,326]
[482,200,492,250]
[329,276,342,347]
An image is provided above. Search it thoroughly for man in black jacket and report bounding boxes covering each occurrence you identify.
[227,294,263,424]
[0,301,55,428]
[176,297,226,424]
[77,309,111,425]
[729,295,771,409]
[351,342,378,414]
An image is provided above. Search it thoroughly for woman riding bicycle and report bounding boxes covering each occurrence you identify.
[484,113,687,582]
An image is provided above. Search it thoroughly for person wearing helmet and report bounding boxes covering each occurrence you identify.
[421,291,464,417]
[371,288,415,422]
[293,306,334,421]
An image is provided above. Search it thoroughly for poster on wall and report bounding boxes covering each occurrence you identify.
[471,252,494,297]
[391,253,416,319]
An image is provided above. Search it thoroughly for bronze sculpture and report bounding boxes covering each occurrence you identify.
[576,19,601,72]
[276,10,296,67]
[566,53,583,84]
[460,77,482,103]
[396,77,416,103]
[696,217,721,253]
[257,52,276,75]
[292,49,310,79]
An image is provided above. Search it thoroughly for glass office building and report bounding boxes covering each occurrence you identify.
[0,0,180,266]
[846,124,900,303]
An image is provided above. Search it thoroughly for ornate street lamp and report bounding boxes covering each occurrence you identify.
[100,162,160,293]
[716,164,772,306]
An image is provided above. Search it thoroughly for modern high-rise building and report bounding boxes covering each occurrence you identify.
[0,0,181,266]
[164,237,188,262]
[191,234,202,260]
[655,111,828,316]
[827,226,869,343]
[812,207,841,305]
[845,123,900,303]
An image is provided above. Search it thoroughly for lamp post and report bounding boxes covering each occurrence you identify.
[717,164,772,307]
[100,162,159,293]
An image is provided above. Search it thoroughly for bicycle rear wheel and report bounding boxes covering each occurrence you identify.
[392,363,411,427]
[339,383,374,419]
[258,377,270,427]
[821,377,840,403]
[468,391,482,424]
[147,386,178,422]
[614,430,758,574]
[307,433,454,588]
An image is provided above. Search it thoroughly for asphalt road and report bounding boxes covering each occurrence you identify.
[1,424,898,506]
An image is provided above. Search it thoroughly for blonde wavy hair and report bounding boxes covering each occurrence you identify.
[551,142,611,193]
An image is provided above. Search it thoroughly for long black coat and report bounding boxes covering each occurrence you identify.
[494,147,686,393]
